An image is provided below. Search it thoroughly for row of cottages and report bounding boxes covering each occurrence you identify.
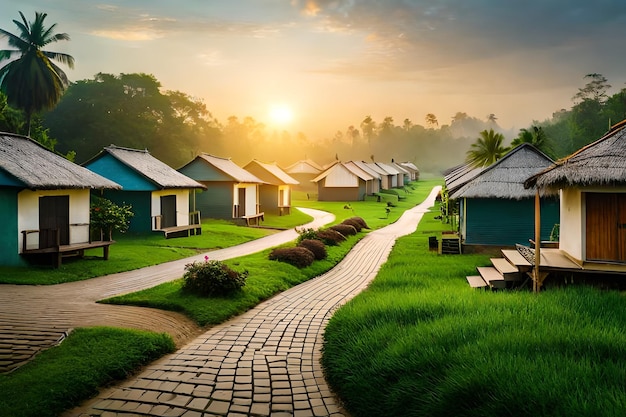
[178,153,297,225]
[83,146,206,236]
[311,160,415,202]
[0,133,121,267]
[525,120,626,269]
[448,144,559,249]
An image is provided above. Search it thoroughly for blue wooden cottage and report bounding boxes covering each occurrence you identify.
[0,132,120,267]
[83,145,206,236]
[178,153,266,225]
[449,144,559,248]
[243,159,299,215]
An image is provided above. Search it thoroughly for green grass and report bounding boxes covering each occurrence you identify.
[0,212,311,285]
[322,206,626,417]
[0,327,175,417]
[103,234,362,326]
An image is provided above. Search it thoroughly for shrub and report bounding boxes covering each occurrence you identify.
[269,247,315,268]
[296,227,319,244]
[182,259,248,296]
[316,228,346,246]
[298,239,327,260]
[330,223,358,236]
[342,216,369,231]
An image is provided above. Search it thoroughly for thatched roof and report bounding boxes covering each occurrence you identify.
[350,161,382,179]
[375,162,401,175]
[399,161,419,173]
[284,159,323,174]
[244,160,299,185]
[312,161,373,184]
[85,146,206,189]
[444,163,484,196]
[450,144,554,200]
[193,153,265,183]
[0,132,121,190]
[525,120,626,191]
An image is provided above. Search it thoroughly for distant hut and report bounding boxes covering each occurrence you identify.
[283,159,323,193]
[375,162,402,188]
[0,133,120,267]
[450,143,559,248]
[525,120,626,267]
[312,161,374,201]
[399,161,420,181]
[351,161,382,193]
[179,154,265,225]
[83,146,206,236]
[243,159,299,215]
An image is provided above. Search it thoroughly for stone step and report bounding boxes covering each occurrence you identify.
[490,258,521,280]
[477,266,507,289]
[466,275,488,288]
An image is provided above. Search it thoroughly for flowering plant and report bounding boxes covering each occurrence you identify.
[90,196,134,240]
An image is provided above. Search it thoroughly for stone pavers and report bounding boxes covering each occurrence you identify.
[66,186,440,417]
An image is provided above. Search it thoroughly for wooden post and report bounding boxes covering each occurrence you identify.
[533,189,541,293]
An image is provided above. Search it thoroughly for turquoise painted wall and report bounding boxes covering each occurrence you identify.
[179,159,233,182]
[102,190,152,233]
[0,170,24,187]
[464,197,560,246]
[0,188,25,266]
[195,182,233,219]
[85,155,156,191]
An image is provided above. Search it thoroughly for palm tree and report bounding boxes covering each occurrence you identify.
[466,128,506,168]
[510,125,554,158]
[425,113,438,128]
[0,11,74,136]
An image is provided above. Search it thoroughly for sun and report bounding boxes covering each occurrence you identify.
[268,103,294,126]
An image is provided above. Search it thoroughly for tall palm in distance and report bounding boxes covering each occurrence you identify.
[0,11,74,136]
[465,128,507,168]
[510,125,555,158]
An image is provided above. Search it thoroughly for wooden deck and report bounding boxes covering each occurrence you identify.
[22,240,115,268]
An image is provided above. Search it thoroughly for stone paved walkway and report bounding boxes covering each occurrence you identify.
[65,186,440,417]
[0,208,334,374]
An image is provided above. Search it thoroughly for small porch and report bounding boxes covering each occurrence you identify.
[21,226,114,268]
[467,245,626,290]
[152,211,202,239]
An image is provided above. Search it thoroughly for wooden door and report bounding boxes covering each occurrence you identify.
[160,195,177,228]
[39,195,70,248]
[238,187,246,217]
[586,193,626,262]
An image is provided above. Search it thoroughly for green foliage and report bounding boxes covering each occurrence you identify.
[182,258,248,296]
[329,223,357,236]
[0,327,174,417]
[466,128,507,168]
[0,11,74,135]
[323,206,626,417]
[90,196,134,240]
[298,238,327,260]
[269,246,315,268]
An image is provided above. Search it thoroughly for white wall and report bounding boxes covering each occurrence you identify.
[151,189,191,228]
[17,189,90,251]
[559,188,582,261]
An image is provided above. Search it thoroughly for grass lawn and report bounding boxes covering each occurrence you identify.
[0,209,313,285]
[322,205,626,417]
[0,180,442,417]
[0,327,175,417]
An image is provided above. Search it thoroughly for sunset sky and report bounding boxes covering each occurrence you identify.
[2,1,626,139]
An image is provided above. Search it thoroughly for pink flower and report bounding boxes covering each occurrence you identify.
[204,255,209,262]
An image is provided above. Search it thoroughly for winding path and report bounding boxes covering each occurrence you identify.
[66,186,440,417]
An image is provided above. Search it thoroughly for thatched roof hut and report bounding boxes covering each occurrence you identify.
[0,132,120,190]
[525,119,626,191]
[452,144,555,200]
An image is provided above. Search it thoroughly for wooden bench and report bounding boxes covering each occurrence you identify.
[241,212,265,226]
[160,224,202,239]
[22,239,115,268]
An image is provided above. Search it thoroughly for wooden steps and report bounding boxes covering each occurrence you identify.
[466,250,525,290]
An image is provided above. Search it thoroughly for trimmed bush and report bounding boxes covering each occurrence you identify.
[298,238,327,260]
[330,223,358,236]
[342,216,369,231]
[182,260,248,296]
[269,247,315,268]
[295,227,318,244]
[316,228,346,246]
